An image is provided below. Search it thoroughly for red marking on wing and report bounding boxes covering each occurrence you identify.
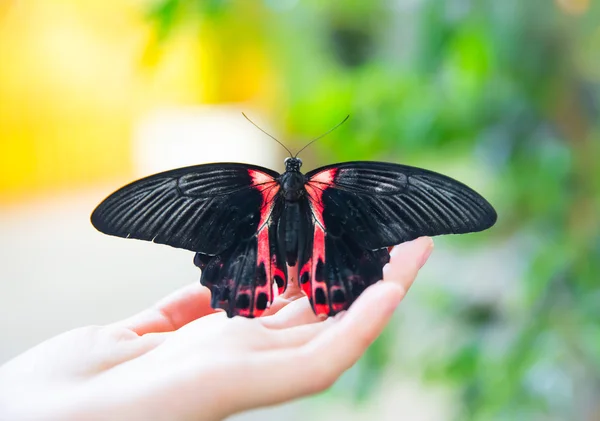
[309,168,338,185]
[311,224,329,316]
[305,168,337,227]
[299,260,312,298]
[273,262,287,295]
[249,170,279,227]
[236,286,252,318]
[253,226,271,317]
[330,286,346,313]
[248,169,274,185]
[304,169,339,316]
[248,169,281,316]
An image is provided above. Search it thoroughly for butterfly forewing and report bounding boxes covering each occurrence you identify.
[305,162,497,248]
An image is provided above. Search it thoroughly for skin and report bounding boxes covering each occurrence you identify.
[0,237,433,421]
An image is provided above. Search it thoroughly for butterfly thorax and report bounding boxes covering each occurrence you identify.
[279,169,306,201]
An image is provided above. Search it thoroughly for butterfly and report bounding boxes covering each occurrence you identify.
[91,116,497,318]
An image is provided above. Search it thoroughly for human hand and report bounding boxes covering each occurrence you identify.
[0,237,433,421]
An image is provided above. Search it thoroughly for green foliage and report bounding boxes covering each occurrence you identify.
[148,0,600,419]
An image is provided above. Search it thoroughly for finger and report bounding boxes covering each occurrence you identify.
[300,282,405,382]
[383,236,434,293]
[106,332,168,367]
[114,283,217,335]
[261,319,335,349]
[291,238,433,390]
[174,239,433,417]
[259,296,325,329]
[83,328,169,371]
[263,237,433,326]
[222,282,406,412]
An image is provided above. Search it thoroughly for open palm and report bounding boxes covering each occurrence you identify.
[0,237,433,421]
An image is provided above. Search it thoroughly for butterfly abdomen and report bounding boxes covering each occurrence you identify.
[277,200,313,267]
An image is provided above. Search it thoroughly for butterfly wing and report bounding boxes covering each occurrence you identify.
[193,198,288,318]
[297,216,390,317]
[91,163,286,317]
[299,161,497,316]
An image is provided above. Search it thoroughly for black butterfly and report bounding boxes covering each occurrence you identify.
[91,118,497,318]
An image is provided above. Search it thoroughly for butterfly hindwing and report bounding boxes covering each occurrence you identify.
[301,161,497,316]
[194,198,288,317]
[297,220,390,317]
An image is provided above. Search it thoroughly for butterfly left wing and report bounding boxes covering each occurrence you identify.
[299,161,497,316]
[91,163,287,317]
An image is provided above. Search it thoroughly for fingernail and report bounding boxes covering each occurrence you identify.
[418,237,434,268]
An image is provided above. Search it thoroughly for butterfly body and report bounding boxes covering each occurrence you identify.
[92,157,497,319]
[280,172,305,201]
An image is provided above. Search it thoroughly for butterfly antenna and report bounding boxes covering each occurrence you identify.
[294,115,350,158]
[242,112,293,157]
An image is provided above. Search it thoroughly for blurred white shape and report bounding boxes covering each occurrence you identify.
[0,191,199,364]
[133,106,282,176]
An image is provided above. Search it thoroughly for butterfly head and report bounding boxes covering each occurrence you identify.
[284,157,302,172]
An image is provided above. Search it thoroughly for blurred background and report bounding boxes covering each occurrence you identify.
[1,0,599,420]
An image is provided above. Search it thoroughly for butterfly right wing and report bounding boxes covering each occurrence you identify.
[298,161,497,316]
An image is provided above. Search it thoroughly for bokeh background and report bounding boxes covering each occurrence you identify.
[1,0,599,420]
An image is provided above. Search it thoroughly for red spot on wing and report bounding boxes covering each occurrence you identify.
[299,260,312,298]
[330,286,346,313]
[236,286,252,318]
[273,262,287,295]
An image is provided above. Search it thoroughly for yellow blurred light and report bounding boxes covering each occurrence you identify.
[0,0,271,204]
[556,0,590,15]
